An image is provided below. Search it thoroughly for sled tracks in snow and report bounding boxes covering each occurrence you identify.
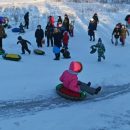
[0,83,130,118]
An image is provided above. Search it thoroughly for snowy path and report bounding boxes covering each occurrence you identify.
[0,83,130,119]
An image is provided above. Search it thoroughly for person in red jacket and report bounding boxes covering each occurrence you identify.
[63,31,69,49]
[60,61,101,95]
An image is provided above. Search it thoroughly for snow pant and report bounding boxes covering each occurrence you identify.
[24,21,29,29]
[120,36,125,46]
[47,36,53,47]
[78,81,96,95]
[36,38,42,48]
[114,38,119,46]
[22,46,31,54]
[90,34,95,41]
[94,22,98,30]
[63,44,68,49]
[88,30,95,41]
[0,37,2,49]
[54,53,60,60]
[98,53,105,62]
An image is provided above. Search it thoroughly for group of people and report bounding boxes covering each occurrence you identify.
[87,13,106,62]
[44,14,74,60]
[112,22,129,46]
[0,12,75,60]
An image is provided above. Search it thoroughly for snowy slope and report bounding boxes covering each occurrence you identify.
[0,1,130,130]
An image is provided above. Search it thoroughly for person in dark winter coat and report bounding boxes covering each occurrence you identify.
[57,16,62,25]
[0,23,6,50]
[90,38,105,62]
[60,48,71,59]
[63,31,69,49]
[17,36,31,54]
[125,14,130,28]
[52,28,63,60]
[35,25,44,48]
[112,25,121,46]
[88,19,95,41]
[63,14,70,32]
[19,23,25,33]
[53,28,62,48]
[45,22,54,47]
[24,12,29,29]
[92,13,99,30]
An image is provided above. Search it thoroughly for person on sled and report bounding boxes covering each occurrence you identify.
[60,61,101,95]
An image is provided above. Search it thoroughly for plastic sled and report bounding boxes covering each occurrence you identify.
[34,49,45,55]
[2,53,21,61]
[90,45,96,54]
[56,84,86,100]
[12,28,20,33]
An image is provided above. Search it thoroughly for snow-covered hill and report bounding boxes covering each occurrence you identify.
[0,1,130,130]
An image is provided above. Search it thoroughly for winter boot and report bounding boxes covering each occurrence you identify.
[87,82,91,87]
[28,50,31,54]
[98,57,101,62]
[102,55,105,60]
[95,86,101,94]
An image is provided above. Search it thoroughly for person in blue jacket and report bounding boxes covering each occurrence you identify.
[88,19,95,41]
[52,28,62,60]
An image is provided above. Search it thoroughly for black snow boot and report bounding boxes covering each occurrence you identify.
[95,87,101,94]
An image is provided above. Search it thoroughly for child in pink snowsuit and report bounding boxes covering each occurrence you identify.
[60,61,101,95]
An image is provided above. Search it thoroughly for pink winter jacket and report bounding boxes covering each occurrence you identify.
[59,70,80,92]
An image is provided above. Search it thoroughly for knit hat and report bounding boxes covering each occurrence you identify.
[98,38,102,43]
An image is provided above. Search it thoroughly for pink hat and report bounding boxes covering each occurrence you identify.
[69,61,83,73]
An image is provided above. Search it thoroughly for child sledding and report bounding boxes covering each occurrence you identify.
[90,38,105,62]
[56,61,101,100]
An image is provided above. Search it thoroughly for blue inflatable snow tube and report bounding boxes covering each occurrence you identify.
[12,28,20,33]
[0,17,4,24]
[53,46,60,54]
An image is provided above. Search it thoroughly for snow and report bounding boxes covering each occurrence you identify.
[0,0,130,130]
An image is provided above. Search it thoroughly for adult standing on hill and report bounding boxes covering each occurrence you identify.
[63,14,70,32]
[88,19,95,41]
[24,12,29,29]
[0,23,6,50]
[45,22,54,47]
[92,13,99,30]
